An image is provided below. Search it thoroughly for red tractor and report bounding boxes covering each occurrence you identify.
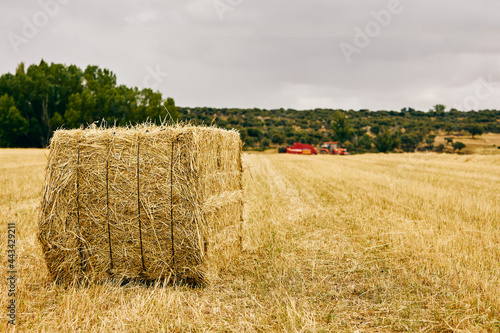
[286,142,318,155]
[320,142,349,155]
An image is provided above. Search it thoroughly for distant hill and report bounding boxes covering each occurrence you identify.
[178,106,500,153]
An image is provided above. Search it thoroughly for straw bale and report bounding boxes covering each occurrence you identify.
[38,124,243,285]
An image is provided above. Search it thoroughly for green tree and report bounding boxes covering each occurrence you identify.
[358,133,372,150]
[433,104,446,113]
[370,126,380,135]
[238,128,247,141]
[375,131,399,153]
[261,138,270,150]
[453,141,466,151]
[465,124,484,139]
[271,133,284,146]
[0,94,29,147]
[434,143,445,152]
[50,112,64,129]
[331,111,352,143]
[244,136,255,148]
[400,132,421,152]
[247,128,263,140]
[64,90,96,127]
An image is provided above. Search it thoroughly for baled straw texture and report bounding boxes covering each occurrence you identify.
[38,124,243,285]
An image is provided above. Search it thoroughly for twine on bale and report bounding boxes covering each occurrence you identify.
[137,138,146,273]
[238,148,244,252]
[38,124,244,285]
[76,141,85,273]
[106,138,114,271]
[170,140,175,268]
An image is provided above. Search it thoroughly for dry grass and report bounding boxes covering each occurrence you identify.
[1,149,500,331]
[435,133,500,154]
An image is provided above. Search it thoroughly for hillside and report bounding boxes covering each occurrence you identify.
[179,106,500,153]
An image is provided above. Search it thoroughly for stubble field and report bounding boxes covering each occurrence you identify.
[1,149,499,332]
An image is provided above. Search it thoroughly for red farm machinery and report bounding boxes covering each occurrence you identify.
[319,142,349,155]
[281,142,349,155]
[286,142,318,155]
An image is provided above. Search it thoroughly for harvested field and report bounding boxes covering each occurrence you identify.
[1,149,499,331]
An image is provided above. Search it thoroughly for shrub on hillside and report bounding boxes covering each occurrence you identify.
[453,141,466,151]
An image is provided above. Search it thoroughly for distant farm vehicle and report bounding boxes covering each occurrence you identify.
[286,142,318,155]
[320,142,349,155]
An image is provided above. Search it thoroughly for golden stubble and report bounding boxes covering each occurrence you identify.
[1,150,499,332]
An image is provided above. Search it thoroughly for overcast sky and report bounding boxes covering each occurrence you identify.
[1,0,500,111]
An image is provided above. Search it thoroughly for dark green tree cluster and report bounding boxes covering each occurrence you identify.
[0,61,178,147]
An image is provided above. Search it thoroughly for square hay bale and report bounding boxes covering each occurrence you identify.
[38,124,243,285]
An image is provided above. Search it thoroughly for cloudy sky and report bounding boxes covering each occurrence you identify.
[1,0,500,111]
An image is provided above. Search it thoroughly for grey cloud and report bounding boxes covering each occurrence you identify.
[1,0,499,110]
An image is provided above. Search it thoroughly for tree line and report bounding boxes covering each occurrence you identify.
[0,61,178,147]
[179,106,499,153]
[1,61,499,152]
